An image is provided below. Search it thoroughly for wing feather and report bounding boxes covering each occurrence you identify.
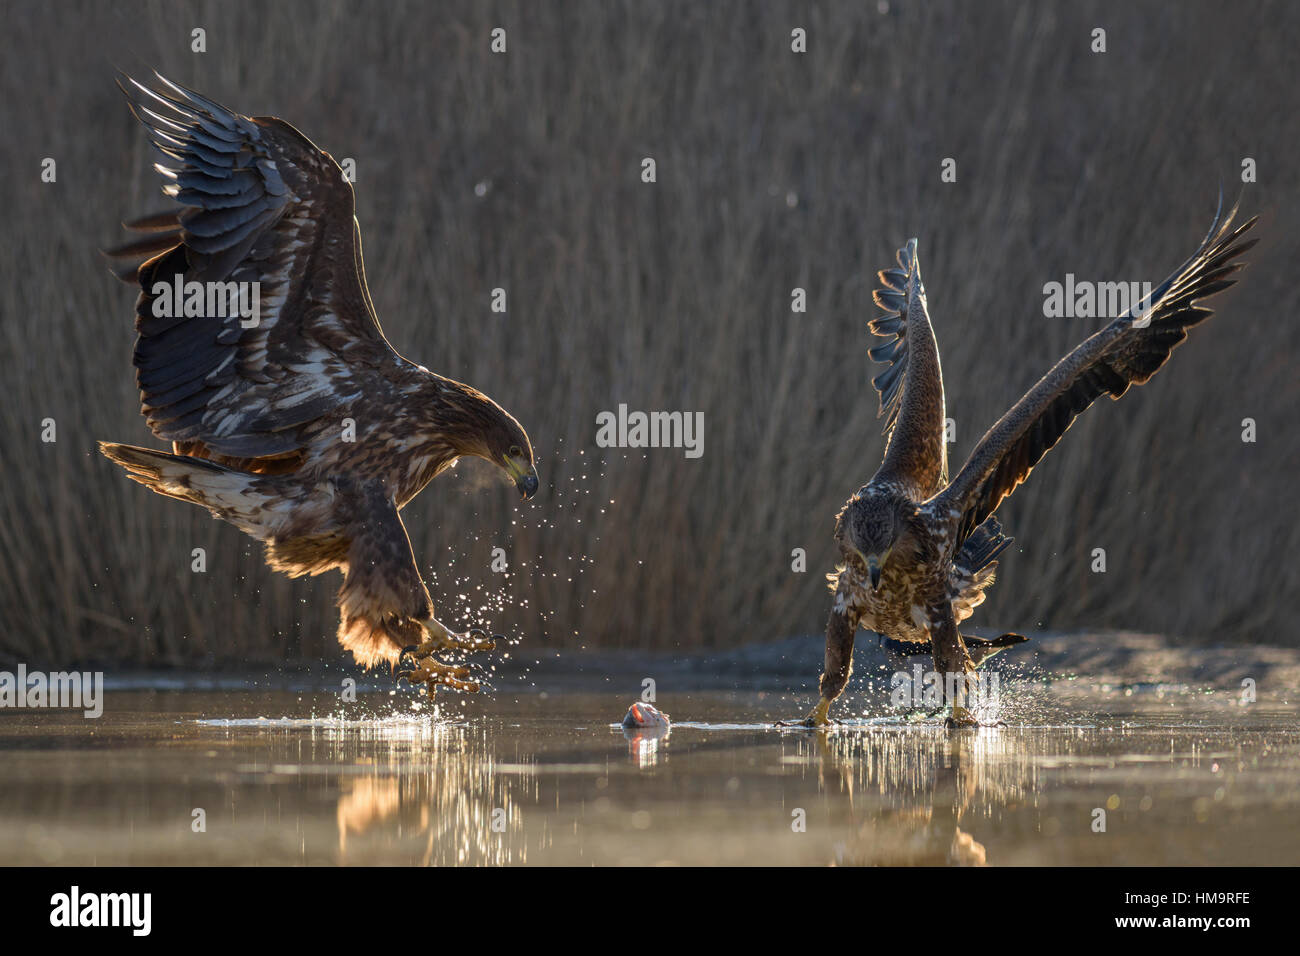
[870,239,949,494]
[934,202,1257,545]
[104,73,399,461]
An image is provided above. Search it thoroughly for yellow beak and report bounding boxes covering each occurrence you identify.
[504,455,539,499]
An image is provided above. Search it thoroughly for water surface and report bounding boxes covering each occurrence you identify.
[0,685,1294,865]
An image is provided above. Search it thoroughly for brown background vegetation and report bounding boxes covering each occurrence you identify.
[1,0,1296,667]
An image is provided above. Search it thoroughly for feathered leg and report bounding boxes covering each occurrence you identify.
[780,604,857,728]
[929,601,993,728]
[336,480,504,695]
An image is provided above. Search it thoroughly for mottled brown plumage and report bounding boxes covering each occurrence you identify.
[800,203,1257,726]
[99,74,539,681]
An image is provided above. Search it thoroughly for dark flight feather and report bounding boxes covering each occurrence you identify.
[937,205,1257,545]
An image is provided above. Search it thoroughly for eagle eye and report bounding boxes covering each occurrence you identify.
[508,444,522,458]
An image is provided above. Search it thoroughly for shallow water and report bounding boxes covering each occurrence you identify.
[0,686,1295,865]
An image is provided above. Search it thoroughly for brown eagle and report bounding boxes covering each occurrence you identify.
[99,74,538,694]
[797,203,1256,727]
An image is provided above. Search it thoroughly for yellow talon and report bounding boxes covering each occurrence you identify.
[808,698,832,727]
[775,697,836,728]
[395,618,499,696]
[946,704,979,728]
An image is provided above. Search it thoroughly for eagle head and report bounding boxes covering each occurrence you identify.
[442,381,539,499]
[835,490,907,590]
[486,415,539,500]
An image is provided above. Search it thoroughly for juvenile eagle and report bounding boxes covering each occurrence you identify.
[798,203,1256,727]
[99,74,538,693]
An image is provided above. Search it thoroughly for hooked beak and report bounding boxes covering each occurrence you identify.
[865,554,882,590]
[504,455,539,499]
[849,547,882,589]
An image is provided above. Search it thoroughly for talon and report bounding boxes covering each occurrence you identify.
[449,628,496,652]
[429,675,480,694]
[777,698,836,728]
[945,705,980,729]
[409,623,499,658]
[395,656,479,696]
[396,619,501,695]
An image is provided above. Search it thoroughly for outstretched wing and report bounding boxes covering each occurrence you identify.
[870,239,948,495]
[106,73,399,461]
[933,203,1257,545]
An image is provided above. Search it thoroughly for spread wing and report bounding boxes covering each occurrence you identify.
[870,239,948,495]
[933,202,1257,545]
[106,73,399,461]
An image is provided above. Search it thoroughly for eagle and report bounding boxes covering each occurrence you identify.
[99,74,539,694]
[797,202,1256,727]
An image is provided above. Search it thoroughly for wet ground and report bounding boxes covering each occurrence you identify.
[0,661,1296,865]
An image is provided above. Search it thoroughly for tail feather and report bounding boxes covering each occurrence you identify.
[965,631,1027,667]
[99,440,225,500]
[882,631,1026,668]
[98,441,272,537]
